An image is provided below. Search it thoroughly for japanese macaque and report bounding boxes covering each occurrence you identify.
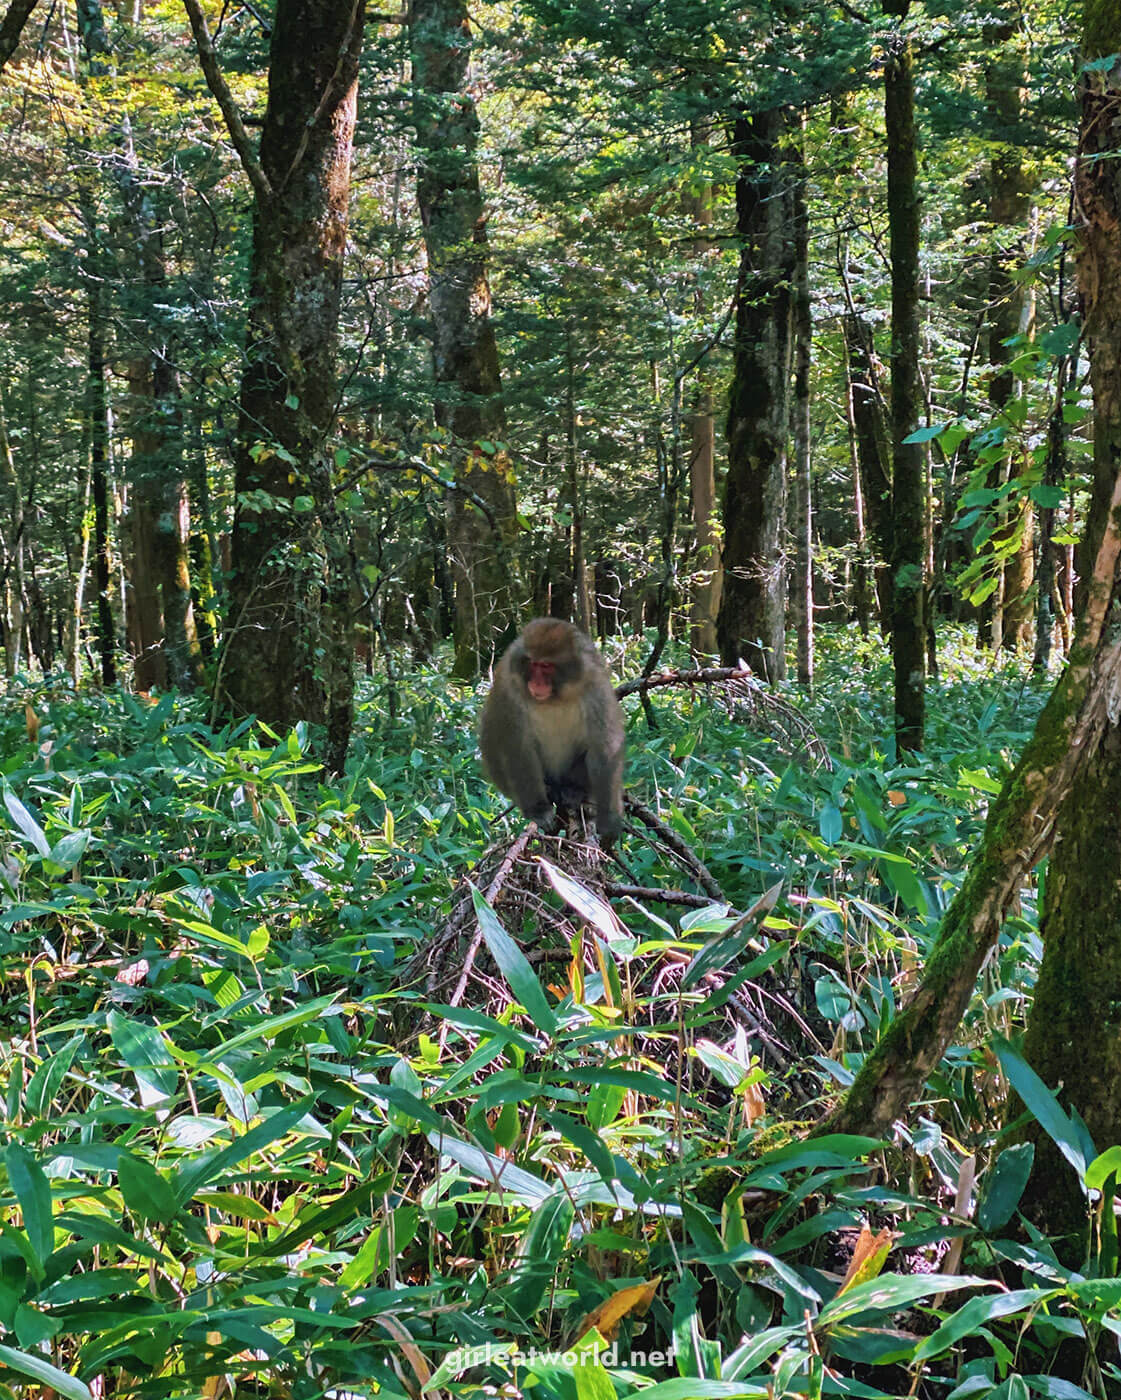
[479,618,625,845]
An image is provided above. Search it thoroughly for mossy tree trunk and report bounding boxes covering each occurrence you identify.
[1018,5,1121,1237]
[986,6,1035,654]
[187,0,364,770]
[410,0,518,678]
[717,106,794,683]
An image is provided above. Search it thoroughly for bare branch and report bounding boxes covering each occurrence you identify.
[181,0,273,206]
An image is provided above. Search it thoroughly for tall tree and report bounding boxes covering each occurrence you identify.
[717,107,794,682]
[986,7,1035,654]
[76,0,203,691]
[410,0,518,678]
[184,0,364,770]
[1019,4,1121,1238]
[883,0,925,751]
[687,120,722,660]
[791,115,814,688]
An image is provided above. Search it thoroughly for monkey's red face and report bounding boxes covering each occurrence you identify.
[527,659,556,700]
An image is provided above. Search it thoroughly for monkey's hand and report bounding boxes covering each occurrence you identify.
[597,812,622,849]
[529,804,561,835]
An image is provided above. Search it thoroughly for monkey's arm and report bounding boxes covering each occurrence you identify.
[479,689,556,829]
[584,696,625,846]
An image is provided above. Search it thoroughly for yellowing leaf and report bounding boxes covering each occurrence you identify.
[837,1225,894,1294]
[575,1277,661,1343]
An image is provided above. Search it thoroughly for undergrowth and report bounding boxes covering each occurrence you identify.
[0,629,1115,1400]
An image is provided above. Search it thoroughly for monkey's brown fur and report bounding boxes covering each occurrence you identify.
[479,619,625,845]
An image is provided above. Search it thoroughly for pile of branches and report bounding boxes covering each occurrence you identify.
[618,663,831,770]
[398,802,829,1103]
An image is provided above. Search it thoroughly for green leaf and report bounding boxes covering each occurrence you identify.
[176,1097,316,1201]
[428,1132,554,1205]
[2,788,50,857]
[992,1038,1089,1179]
[1029,484,1066,509]
[819,801,843,845]
[0,1344,92,1400]
[4,1145,53,1269]
[819,1273,988,1326]
[507,1192,575,1316]
[118,1153,180,1222]
[108,1010,177,1108]
[976,1143,1034,1230]
[25,1035,84,1119]
[1085,1145,1121,1192]
[913,1289,1056,1362]
[902,423,948,444]
[471,886,557,1036]
[44,830,90,874]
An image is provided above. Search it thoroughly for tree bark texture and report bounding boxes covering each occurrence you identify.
[687,121,722,660]
[220,0,363,769]
[843,313,892,628]
[885,24,925,752]
[717,108,793,683]
[986,10,1035,653]
[88,283,116,686]
[0,0,37,71]
[410,0,517,678]
[1018,8,1121,1236]
[689,385,721,658]
[791,121,813,688]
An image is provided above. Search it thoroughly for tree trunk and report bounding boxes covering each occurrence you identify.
[717,107,793,682]
[689,386,721,658]
[410,0,518,677]
[1033,356,1069,674]
[884,8,925,753]
[208,0,363,770]
[0,381,26,676]
[843,310,892,628]
[88,283,116,686]
[0,0,38,71]
[687,120,722,660]
[825,13,1121,1137]
[986,10,1035,653]
[1018,6,1121,1238]
[791,117,813,689]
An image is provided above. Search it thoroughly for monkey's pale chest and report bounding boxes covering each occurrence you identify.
[528,698,585,776]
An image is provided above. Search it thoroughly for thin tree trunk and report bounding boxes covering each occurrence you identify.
[88,283,116,686]
[717,106,793,682]
[791,117,813,689]
[884,10,925,752]
[566,327,591,632]
[410,0,517,677]
[1033,356,1069,673]
[842,308,892,628]
[687,119,722,660]
[986,12,1035,653]
[69,442,94,685]
[0,381,26,676]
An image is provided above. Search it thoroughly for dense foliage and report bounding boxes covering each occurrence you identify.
[3,634,1117,1398]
